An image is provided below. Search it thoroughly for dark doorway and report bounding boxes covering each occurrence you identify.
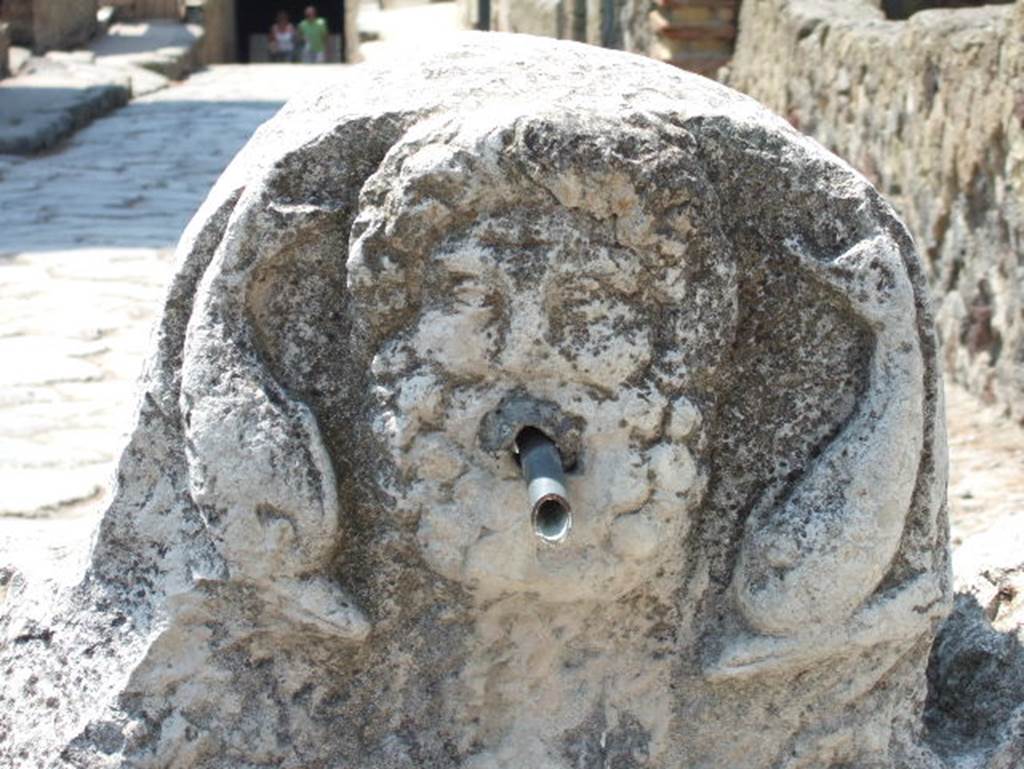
[882,0,1012,20]
[236,0,346,62]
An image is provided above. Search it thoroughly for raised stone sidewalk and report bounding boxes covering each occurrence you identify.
[88,19,203,90]
[0,53,130,153]
[0,20,202,153]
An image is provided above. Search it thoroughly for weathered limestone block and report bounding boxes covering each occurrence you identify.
[1,35,951,768]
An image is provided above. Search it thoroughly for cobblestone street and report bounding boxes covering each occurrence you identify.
[0,65,346,252]
[0,65,348,566]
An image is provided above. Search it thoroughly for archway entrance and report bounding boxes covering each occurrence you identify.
[235,0,347,62]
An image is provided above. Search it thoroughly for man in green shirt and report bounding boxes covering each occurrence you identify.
[298,6,329,63]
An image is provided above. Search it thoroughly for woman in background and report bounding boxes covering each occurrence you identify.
[269,11,298,63]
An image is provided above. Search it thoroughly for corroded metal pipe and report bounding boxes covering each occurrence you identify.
[516,427,572,544]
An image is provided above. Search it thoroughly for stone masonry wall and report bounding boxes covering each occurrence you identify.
[0,22,9,78]
[649,0,737,75]
[1,0,36,46]
[32,0,96,50]
[726,0,1024,422]
[458,0,621,47]
[195,0,236,63]
[1,0,97,52]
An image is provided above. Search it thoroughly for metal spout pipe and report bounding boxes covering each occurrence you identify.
[516,427,572,544]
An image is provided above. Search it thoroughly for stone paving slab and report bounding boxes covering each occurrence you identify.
[0,55,131,154]
[0,64,350,527]
[0,248,174,516]
[1,65,348,252]
[947,383,1024,579]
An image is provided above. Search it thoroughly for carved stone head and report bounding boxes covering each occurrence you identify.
[347,110,729,601]
[0,36,950,769]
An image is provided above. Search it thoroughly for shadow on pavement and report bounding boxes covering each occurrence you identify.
[1,98,292,253]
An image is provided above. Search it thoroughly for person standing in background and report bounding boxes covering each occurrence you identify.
[298,6,329,64]
[268,11,298,63]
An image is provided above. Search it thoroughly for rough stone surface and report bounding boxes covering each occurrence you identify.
[0,35,952,768]
[725,0,1024,424]
[926,564,1024,768]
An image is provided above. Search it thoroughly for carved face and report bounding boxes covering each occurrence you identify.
[364,210,706,600]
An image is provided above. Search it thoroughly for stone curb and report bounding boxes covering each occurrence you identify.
[0,60,131,154]
[0,21,203,155]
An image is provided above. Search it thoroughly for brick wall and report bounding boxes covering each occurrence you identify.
[648,0,736,74]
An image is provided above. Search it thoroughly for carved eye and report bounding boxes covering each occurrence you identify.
[551,278,651,385]
[452,278,490,310]
[410,272,506,375]
[559,289,608,329]
[448,274,504,335]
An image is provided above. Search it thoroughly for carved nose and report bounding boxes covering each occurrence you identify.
[515,427,572,544]
[499,301,556,373]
